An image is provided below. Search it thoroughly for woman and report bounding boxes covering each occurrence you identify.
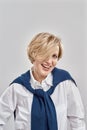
[0,32,86,130]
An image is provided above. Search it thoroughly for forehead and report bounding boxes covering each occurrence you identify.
[49,46,59,53]
[36,46,59,60]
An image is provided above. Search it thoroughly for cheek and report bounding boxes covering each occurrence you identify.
[53,60,58,66]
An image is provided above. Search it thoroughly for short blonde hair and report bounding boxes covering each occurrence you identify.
[27,32,63,63]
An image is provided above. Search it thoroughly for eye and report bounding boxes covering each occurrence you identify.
[52,54,58,59]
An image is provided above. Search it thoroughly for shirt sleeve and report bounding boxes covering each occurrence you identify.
[67,80,86,130]
[0,84,17,130]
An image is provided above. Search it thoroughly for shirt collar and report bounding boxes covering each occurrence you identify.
[30,67,53,87]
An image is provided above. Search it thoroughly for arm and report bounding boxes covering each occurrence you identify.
[67,81,86,130]
[0,85,17,130]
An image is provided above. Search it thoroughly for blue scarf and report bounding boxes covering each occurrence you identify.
[10,67,76,130]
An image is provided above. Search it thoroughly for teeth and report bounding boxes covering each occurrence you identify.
[42,64,50,69]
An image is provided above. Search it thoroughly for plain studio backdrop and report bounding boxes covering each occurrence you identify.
[0,0,87,129]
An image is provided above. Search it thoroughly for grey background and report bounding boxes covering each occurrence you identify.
[0,0,87,129]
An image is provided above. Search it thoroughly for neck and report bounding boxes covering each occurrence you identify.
[32,68,46,83]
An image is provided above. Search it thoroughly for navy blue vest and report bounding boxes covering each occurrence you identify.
[10,67,76,130]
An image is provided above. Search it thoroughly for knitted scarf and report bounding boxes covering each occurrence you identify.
[10,67,76,130]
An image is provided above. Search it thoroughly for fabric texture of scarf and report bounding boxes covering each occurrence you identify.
[10,67,76,130]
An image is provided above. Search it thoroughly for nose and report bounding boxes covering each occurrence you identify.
[46,57,52,64]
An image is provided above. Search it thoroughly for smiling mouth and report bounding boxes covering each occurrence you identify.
[41,64,51,70]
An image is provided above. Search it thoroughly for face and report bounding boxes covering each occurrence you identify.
[32,47,59,82]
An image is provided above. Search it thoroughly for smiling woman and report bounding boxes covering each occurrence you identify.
[0,32,86,130]
[27,32,63,63]
[27,32,63,82]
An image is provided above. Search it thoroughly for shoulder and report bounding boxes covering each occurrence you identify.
[10,83,32,97]
[52,67,73,80]
[52,67,71,76]
[10,70,30,86]
[52,67,77,86]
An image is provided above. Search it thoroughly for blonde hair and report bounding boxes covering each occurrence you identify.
[27,32,63,63]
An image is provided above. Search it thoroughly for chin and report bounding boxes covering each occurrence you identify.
[41,68,52,76]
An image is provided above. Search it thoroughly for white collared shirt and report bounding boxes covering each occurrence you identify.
[0,69,86,130]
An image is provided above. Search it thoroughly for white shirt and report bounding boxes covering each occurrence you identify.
[0,69,86,130]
